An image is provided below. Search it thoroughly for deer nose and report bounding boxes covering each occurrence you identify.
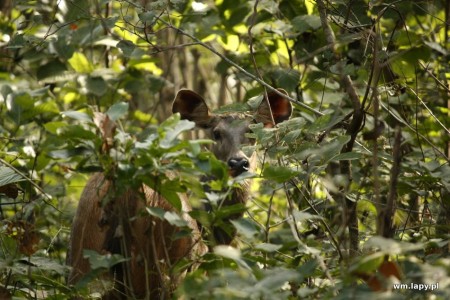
[228,157,250,175]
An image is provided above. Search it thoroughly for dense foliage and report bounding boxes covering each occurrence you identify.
[1,0,450,298]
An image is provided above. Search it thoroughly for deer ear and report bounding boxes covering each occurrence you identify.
[172,89,213,128]
[256,88,292,127]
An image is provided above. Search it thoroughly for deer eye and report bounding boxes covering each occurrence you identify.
[212,130,221,141]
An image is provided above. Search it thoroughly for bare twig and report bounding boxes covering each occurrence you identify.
[379,126,402,238]
[290,179,343,261]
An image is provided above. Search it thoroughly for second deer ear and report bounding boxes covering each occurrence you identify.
[256,88,292,127]
[172,89,213,128]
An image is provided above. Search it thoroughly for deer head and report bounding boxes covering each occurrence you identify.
[172,89,292,176]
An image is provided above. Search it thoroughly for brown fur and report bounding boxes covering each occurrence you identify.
[67,89,292,299]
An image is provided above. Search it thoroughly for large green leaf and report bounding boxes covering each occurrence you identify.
[61,110,92,122]
[86,76,107,96]
[230,219,259,239]
[106,102,129,121]
[68,52,94,73]
[262,164,298,183]
[307,113,348,133]
[160,119,195,149]
[36,60,67,81]
[0,166,24,186]
[291,15,321,34]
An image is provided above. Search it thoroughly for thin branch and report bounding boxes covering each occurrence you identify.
[0,158,59,212]
[290,179,343,261]
[383,126,402,238]
[379,101,449,162]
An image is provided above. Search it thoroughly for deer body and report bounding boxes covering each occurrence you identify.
[67,89,292,299]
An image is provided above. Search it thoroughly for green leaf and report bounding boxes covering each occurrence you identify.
[13,92,34,109]
[58,125,97,140]
[61,110,92,122]
[7,34,26,49]
[164,211,188,227]
[213,245,241,261]
[291,15,321,34]
[213,102,250,114]
[36,60,67,81]
[138,11,156,23]
[48,147,91,159]
[51,36,75,59]
[145,207,166,220]
[0,166,24,186]
[282,129,302,143]
[26,256,67,275]
[106,102,129,121]
[0,84,12,100]
[364,236,424,254]
[44,121,68,134]
[103,16,119,29]
[34,101,59,114]
[321,135,351,162]
[215,203,246,219]
[247,94,264,111]
[230,219,259,239]
[349,254,385,274]
[160,119,195,149]
[213,245,250,270]
[83,250,128,270]
[64,0,90,21]
[262,164,298,183]
[329,61,356,76]
[292,210,323,222]
[255,243,282,253]
[117,40,136,57]
[331,151,364,161]
[307,113,348,133]
[225,4,250,28]
[117,40,144,58]
[255,268,300,291]
[68,52,94,73]
[189,210,213,227]
[269,68,301,92]
[86,76,107,96]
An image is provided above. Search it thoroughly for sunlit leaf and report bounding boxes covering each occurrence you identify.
[68,52,94,73]
[164,211,188,227]
[255,243,282,253]
[61,110,92,122]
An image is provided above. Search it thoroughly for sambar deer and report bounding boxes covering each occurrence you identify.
[67,89,292,299]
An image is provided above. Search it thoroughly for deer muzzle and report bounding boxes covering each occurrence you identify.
[228,157,250,176]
